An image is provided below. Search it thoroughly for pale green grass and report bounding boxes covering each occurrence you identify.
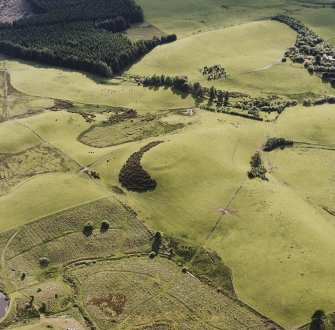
[0,121,40,153]
[275,104,335,145]
[0,173,107,232]
[17,111,116,165]
[222,62,335,98]
[2,57,193,114]
[137,0,296,37]
[129,21,296,83]
[129,20,334,97]
[9,96,54,118]
[206,176,335,328]
[272,148,335,212]
[94,111,267,242]
[294,7,335,46]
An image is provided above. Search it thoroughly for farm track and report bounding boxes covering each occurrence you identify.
[190,175,247,265]
[1,229,21,292]
[1,67,10,121]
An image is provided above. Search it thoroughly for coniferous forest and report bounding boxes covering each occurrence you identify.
[0,0,176,77]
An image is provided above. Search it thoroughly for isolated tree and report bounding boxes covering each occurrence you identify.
[315,54,321,64]
[217,91,224,106]
[224,92,230,106]
[209,86,216,101]
[310,310,326,330]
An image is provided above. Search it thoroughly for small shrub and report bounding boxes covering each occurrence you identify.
[21,272,26,280]
[39,257,50,267]
[83,221,94,236]
[149,251,156,259]
[181,266,188,273]
[39,302,47,313]
[100,220,110,232]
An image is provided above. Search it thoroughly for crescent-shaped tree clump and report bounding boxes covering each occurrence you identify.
[119,141,163,192]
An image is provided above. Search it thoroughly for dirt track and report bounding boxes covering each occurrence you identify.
[0,0,33,23]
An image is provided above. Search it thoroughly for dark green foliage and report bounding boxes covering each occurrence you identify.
[272,15,335,87]
[39,302,47,313]
[39,257,50,267]
[152,231,162,253]
[107,108,138,124]
[119,141,163,192]
[83,221,94,236]
[201,64,227,80]
[100,220,110,232]
[89,171,101,179]
[263,138,293,152]
[96,16,129,33]
[0,0,177,77]
[310,310,326,330]
[149,251,156,259]
[224,92,229,106]
[0,24,174,76]
[19,0,143,26]
[181,266,188,273]
[248,152,267,181]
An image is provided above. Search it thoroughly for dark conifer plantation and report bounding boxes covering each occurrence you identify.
[0,0,177,77]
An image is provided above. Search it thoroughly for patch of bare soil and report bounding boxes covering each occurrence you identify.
[0,0,34,23]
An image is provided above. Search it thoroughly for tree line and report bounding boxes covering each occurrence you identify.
[16,0,143,26]
[272,15,335,88]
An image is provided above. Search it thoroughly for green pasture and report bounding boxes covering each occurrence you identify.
[0,121,40,153]
[0,173,107,233]
[206,175,335,328]
[94,110,267,242]
[2,57,193,114]
[137,0,301,37]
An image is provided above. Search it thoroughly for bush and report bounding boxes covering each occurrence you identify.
[303,99,311,106]
[39,257,50,267]
[181,266,188,273]
[100,220,110,231]
[310,309,326,330]
[83,221,94,236]
[263,138,293,152]
[248,152,268,181]
[149,251,156,259]
[39,302,47,313]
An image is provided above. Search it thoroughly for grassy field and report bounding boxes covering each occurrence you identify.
[0,173,107,233]
[2,57,193,114]
[136,0,305,37]
[129,20,335,98]
[0,121,40,154]
[0,145,77,196]
[206,174,335,328]
[130,21,296,78]
[93,110,267,242]
[294,7,335,46]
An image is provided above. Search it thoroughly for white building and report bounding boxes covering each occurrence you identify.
[322,54,335,62]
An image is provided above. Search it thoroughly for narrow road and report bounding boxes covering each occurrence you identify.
[1,63,10,121]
